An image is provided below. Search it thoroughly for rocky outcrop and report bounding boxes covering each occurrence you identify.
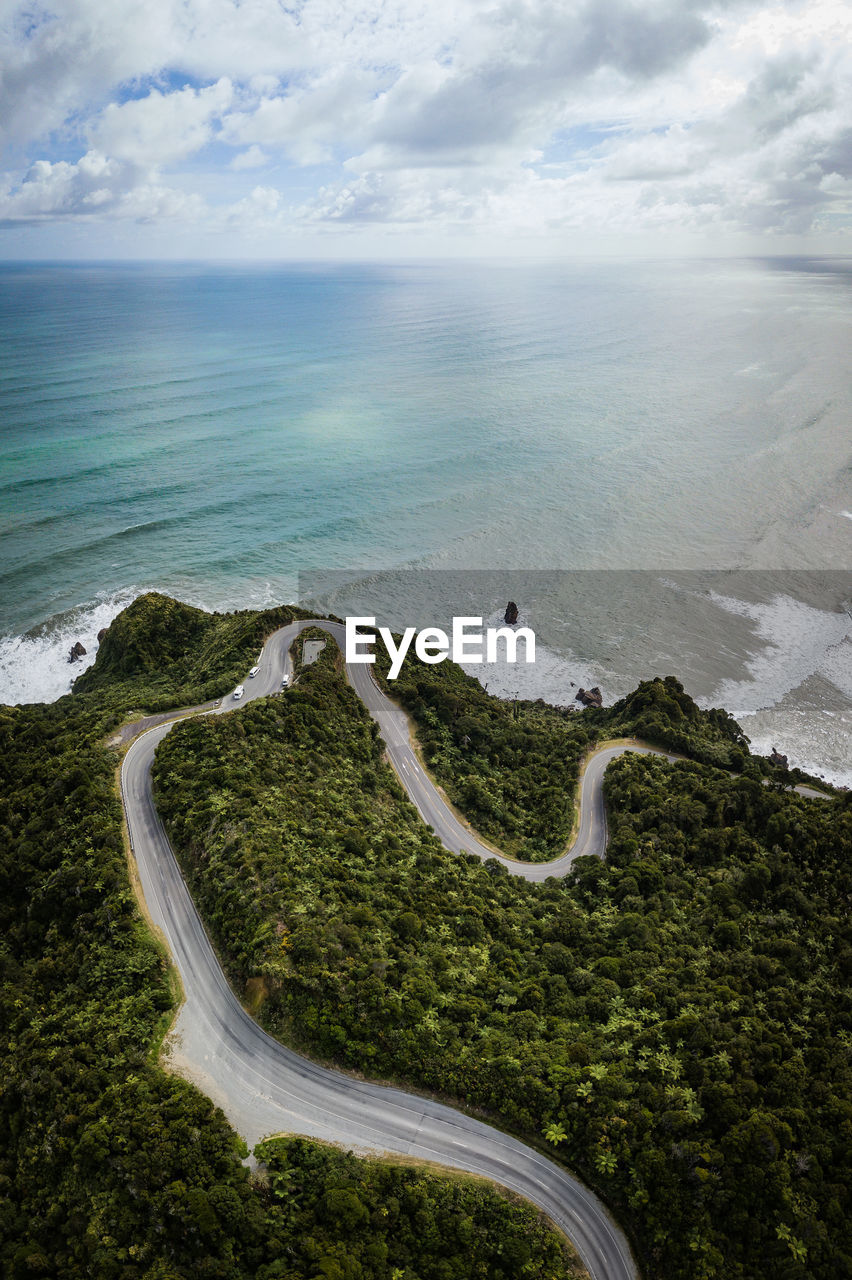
[770,747,789,770]
[97,628,107,642]
[68,641,87,663]
[504,601,519,625]
[575,686,603,708]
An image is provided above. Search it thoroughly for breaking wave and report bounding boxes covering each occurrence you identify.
[0,589,142,706]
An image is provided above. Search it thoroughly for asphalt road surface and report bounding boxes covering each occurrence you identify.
[120,619,832,1280]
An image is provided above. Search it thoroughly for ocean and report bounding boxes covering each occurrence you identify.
[1,258,849,782]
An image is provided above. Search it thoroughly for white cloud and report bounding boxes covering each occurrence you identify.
[231,144,269,170]
[0,0,182,148]
[222,183,284,230]
[221,69,381,164]
[91,80,233,166]
[0,150,205,223]
[0,0,851,249]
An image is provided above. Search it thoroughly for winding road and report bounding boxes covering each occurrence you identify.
[119,619,831,1280]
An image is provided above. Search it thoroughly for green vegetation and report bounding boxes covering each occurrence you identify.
[155,640,852,1280]
[0,683,262,1278]
[0,598,589,1280]
[376,646,751,859]
[608,676,752,767]
[74,591,309,711]
[375,646,595,859]
[255,1137,586,1280]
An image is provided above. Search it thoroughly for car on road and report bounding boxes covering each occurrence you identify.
[281,673,289,687]
[249,665,260,678]
[233,685,245,700]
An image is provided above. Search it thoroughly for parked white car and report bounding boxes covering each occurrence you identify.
[233,684,245,700]
[281,673,289,687]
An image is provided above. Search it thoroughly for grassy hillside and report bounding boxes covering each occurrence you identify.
[74,591,310,711]
[155,641,852,1280]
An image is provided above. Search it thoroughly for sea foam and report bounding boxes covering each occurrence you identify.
[0,589,141,706]
[700,591,852,786]
[705,590,852,712]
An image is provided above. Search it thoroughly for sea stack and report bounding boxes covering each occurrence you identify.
[504,601,519,625]
[68,640,87,663]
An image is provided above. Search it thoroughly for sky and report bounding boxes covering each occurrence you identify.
[0,0,850,258]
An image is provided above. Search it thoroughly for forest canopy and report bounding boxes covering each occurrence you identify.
[0,598,586,1280]
[154,633,852,1280]
[373,643,762,861]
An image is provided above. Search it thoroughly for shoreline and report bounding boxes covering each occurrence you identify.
[460,628,852,791]
[3,588,850,790]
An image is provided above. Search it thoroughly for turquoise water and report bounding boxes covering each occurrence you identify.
[1,258,850,779]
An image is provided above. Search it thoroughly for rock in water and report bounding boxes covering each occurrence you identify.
[97,628,107,642]
[504,601,519,625]
[770,747,789,770]
[576,686,603,708]
[68,641,87,663]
